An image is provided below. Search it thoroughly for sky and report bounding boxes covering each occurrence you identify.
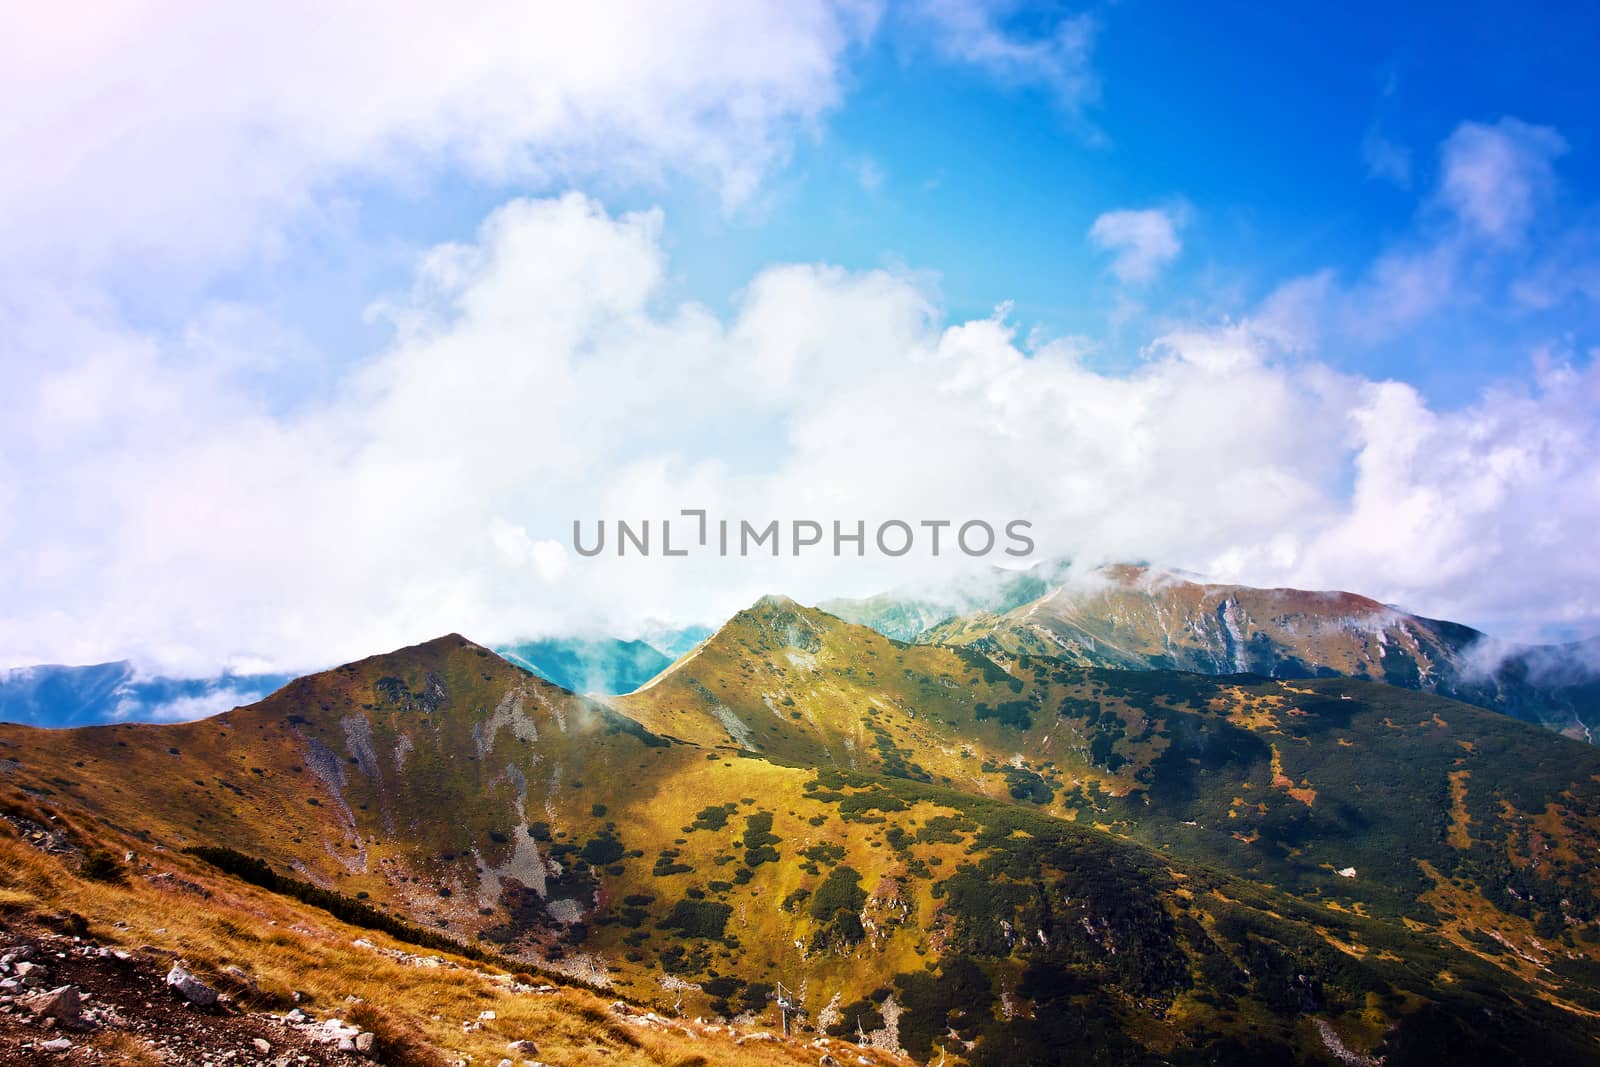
[3,1,1600,675]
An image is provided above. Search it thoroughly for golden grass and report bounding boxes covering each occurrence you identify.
[0,824,904,1067]
[85,1032,165,1066]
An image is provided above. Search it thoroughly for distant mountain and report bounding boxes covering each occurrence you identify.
[494,636,673,695]
[912,564,1600,741]
[818,561,1067,642]
[0,626,712,729]
[0,660,292,727]
[634,622,713,658]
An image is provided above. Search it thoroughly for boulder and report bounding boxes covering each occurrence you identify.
[507,1039,539,1055]
[40,1037,73,1053]
[1,944,37,968]
[165,963,219,1008]
[20,985,81,1027]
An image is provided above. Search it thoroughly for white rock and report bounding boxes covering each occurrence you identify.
[310,1018,362,1048]
[735,1032,779,1045]
[165,963,219,1008]
[1336,866,1357,878]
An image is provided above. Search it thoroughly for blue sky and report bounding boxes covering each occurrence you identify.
[201,2,1600,405]
[3,2,1599,672]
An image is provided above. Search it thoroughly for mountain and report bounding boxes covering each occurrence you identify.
[818,563,1064,642]
[495,637,674,695]
[916,564,1600,740]
[0,625,706,730]
[0,660,293,727]
[620,595,1600,917]
[9,619,1600,1063]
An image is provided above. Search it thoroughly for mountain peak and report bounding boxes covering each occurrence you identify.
[749,592,804,611]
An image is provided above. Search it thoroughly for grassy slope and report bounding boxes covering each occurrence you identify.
[620,598,1600,903]
[0,797,881,1067]
[6,622,1600,1062]
[620,599,1600,1025]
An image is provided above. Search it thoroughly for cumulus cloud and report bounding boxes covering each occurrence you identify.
[2,10,1596,681]
[1088,206,1187,285]
[0,1,877,281]
[4,189,1598,674]
[1217,356,1600,636]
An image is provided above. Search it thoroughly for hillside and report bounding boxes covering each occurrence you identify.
[6,626,1600,1062]
[0,796,875,1067]
[916,565,1600,739]
[619,597,1600,1016]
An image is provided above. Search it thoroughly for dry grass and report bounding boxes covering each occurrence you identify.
[344,1002,450,1067]
[85,1032,165,1066]
[0,815,904,1067]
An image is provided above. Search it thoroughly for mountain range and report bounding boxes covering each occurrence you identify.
[0,627,714,728]
[7,584,1600,1063]
[832,563,1600,742]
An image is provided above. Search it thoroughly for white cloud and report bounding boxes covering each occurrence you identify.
[1306,118,1578,344]
[126,688,268,724]
[1219,357,1600,638]
[1088,206,1187,285]
[4,191,1598,674]
[1437,118,1566,244]
[918,1,1099,124]
[0,1,878,283]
